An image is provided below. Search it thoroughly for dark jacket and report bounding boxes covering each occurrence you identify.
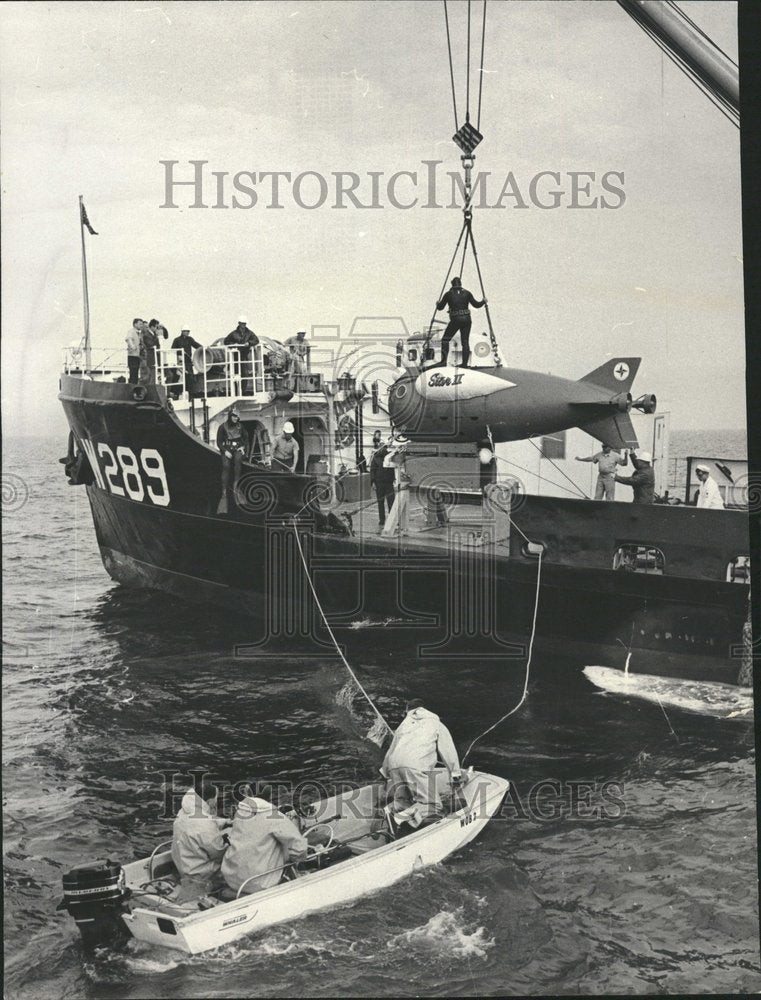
[142,328,161,353]
[217,420,249,455]
[225,326,259,348]
[436,287,485,318]
[370,445,395,487]
[615,456,655,504]
[171,333,202,369]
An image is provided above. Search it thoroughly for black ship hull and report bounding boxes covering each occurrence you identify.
[61,377,751,684]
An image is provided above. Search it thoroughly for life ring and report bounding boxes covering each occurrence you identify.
[132,385,148,401]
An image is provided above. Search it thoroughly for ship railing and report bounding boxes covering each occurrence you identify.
[155,348,189,399]
[192,344,266,399]
[62,346,128,376]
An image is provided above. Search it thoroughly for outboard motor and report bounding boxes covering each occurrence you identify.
[58,859,129,949]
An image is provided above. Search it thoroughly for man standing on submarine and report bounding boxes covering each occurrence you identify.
[435,276,486,367]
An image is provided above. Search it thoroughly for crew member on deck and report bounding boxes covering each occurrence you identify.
[125,319,143,384]
[615,450,655,504]
[272,421,299,473]
[217,407,249,512]
[225,317,259,394]
[381,698,461,822]
[171,778,228,902]
[284,330,310,382]
[435,277,486,368]
[695,464,725,509]
[148,318,169,341]
[575,444,628,500]
[141,321,161,386]
[170,325,202,396]
[369,430,396,531]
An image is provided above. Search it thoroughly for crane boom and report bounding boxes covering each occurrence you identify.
[617,0,739,119]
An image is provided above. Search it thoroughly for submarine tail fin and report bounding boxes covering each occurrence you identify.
[580,411,639,451]
[579,357,641,392]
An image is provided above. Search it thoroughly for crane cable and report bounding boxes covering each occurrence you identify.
[466,0,471,122]
[477,0,487,130]
[430,1,502,367]
[444,0,459,132]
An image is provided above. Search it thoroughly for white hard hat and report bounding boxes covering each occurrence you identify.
[695,463,710,473]
[283,420,295,434]
[638,451,652,463]
[238,315,248,324]
[181,324,190,331]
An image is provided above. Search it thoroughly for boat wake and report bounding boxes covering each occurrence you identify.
[583,665,754,721]
[388,907,495,959]
[349,617,411,629]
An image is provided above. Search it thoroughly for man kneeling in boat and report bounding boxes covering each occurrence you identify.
[381,699,461,824]
[171,779,229,902]
[220,793,329,897]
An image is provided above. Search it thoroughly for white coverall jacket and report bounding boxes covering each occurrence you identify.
[171,790,227,880]
[221,796,308,894]
[381,707,460,776]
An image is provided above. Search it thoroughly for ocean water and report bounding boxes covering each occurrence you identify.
[666,428,748,496]
[3,435,759,998]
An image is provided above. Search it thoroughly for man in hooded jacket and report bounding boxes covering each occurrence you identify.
[171,780,228,902]
[221,794,311,896]
[217,407,249,512]
[381,699,461,821]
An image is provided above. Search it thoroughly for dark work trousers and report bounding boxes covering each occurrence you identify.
[375,482,396,523]
[440,317,472,366]
[127,356,141,384]
[221,450,244,494]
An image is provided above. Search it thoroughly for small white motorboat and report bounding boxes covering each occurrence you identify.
[59,767,508,955]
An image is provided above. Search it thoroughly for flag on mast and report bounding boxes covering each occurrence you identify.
[80,200,98,236]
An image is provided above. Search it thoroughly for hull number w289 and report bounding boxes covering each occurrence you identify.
[80,441,170,507]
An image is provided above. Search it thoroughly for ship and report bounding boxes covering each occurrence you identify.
[58,1,750,687]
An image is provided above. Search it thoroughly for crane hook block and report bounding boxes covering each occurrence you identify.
[453,122,483,155]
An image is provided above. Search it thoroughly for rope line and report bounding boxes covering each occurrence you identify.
[458,224,470,279]
[462,549,542,763]
[465,219,502,365]
[526,438,589,499]
[444,0,459,130]
[291,521,391,736]
[425,217,469,350]
[494,453,584,499]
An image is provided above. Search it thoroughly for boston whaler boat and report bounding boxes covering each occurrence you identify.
[59,768,508,955]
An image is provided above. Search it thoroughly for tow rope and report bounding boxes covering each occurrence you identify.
[461,499,543,764]
[291,521,391,746]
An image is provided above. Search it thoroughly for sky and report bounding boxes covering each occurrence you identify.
[0,0,746,434]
